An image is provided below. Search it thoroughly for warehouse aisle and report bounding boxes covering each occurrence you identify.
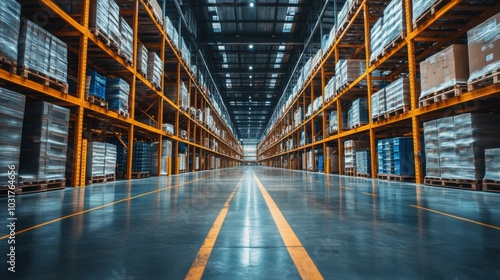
[1,167,500,279]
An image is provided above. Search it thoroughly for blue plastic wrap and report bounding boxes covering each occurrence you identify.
[87,70,107,99]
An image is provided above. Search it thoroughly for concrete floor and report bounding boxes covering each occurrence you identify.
[1,166,500,279]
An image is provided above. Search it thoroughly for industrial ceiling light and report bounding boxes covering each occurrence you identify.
[249,2,255,7]
[249,66,253,70]
[249,44,254,49]
[249,75,253,78]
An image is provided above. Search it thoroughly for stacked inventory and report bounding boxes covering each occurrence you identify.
[147,51,162,89]
[423,120,440,178]
[347,98,368,129]
[148,0,163,25]
[90,0,120,47]
[484,148,500,181]
[312,96,323,113]
[119,17,133,63]
[467,13,500,84]
[180,81,190,111]
[87,70,106,100]
[181,37,191,66]
[294,107,303,128]
[196,109,203,123]
[437,117,456,179]
[370,17,384,62]
[105,143,116,176]
[355,150,371,176]
[0,0,21,64]
[324,76,336,101]
[412,0,439,24]
[86,142,106,178]
[164,16,179,49]
[370,0,405,62]
[151,140,172,176]
[337,0,354,31]
[19,99,70,181]
[344,140,369,173]
[179,153,186,172]
[109,138,127,175]
[327,111,338,135]
[385,77,410,114]
[162,123,174,135]
[371,88,383,120]
[335,59,366,92]
[137,43,148,77]
[132,142,151,173]
[419,44,469,103]
[0,88,25,186]
[325,147,339,173]
[106,78,129,115]
[18,20,68,84]
[378,137,414,176]
[321,24,336,54]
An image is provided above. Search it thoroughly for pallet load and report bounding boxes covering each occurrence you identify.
[324,76,336,102]
[312,96,323,114]
[423,120,440,178]
[419,45,469,107]
[119,17,133,64]
[151,140,172,176]
[321,24,336,55]
[370,0,405,63]
[412,0,440,25]
[87,142,106,179]
[19,99,70,191]
[105,143,117,178]
[0,0,21,70]
[106,78,129,117]
[384,77,411,116]
[132,142,152,177]
[377,137,415,180]
[344,140,369,175]
[147,51,162,89]
[18,20,68,88]
[325,147,339,173]
[181,37,191,67]
[89,0,120,47]
[179,153,187,172]
[369,17,384,63]
[335,59,366,92]
[337,0,355,33]
[355,150,371,176]
[87,70,107,106]
[467,12,500,91]
[164,16,179,50]
[423,113,500,190]
[347,98,368,129]
[137,43,148,77]
[483,148,500,192]
[180,81,190,111]
[0,88,25,188]
[162,123,174,135]
[148,0,163,25]
[371,88,383,121]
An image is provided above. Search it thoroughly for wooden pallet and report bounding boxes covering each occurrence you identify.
[129,172,150,179]
[18,66,69,94]
[372,114,385,122]
[418,84,467,107]
[378,174,415,182]
[13,179,66,195]
[357,173,371,178]
[105,174,116,182]
[0,55,17,73]
[482,180,500,193]
[424,177,442,186]
[412,0,448,30]
[349,122,368,130]
[467,70,500,91]
[88,176,107,184]
[335,0,361,36]
[116,109,130,118]
[424,177,481,190]
[144,0,164,25]
[87,94,108,108]
[384,106,410,119]
[90,26,112,47]
[381,32,405,56]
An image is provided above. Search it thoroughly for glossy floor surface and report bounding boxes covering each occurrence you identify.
[1,167,500,279]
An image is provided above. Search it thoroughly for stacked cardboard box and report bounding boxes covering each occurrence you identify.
[344,140,369,172]
[324,76,336,101]
[325,147,339,173]
[370,17,384,62]
[0,0,20,63]
[0,88,25,186]
[19,100,70,181]
[347,98,368,129]
[335,59,366,92]
[385,77,410,113]
[119,17,133,63]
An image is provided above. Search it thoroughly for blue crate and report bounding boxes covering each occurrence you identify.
[87,70,106,99]
[317,155,324,171]
[179,142,187,153]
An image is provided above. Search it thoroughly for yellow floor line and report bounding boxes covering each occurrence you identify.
[185,175,245,280]
[362,192,377,197]
[341,186,353,190]
[0,175,213,240]
[252,172,324,280]
[411,205,500,230]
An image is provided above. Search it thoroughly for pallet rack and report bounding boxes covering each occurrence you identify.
[0,0,242,187]
[257,0,500,185]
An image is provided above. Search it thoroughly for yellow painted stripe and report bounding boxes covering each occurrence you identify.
[185,176,244,280]
[362,192,377,197]
[341,186,353,190]
[252,172,324,280]
[411,205,500,230]
[0,175,213,240]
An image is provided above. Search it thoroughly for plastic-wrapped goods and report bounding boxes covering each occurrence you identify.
[347,98,368,129]
[325,147,339,173]
[106,78,129,114]
[370,17,384,62]
[137,43,148,77]
[18,20,68,83]
[324,76,336,101]
[147,51,162,89]
[196,109,203,123]
[335,59,366,92]
[371,88,384,119]
[419,44,469,98]
[412,0,439,24]
[385,77,410,113]
[86,142,106,177]
[151,140,171,176]
[180,81,190,111]
[119,17,133,63]
[484,148,500,181]
[132,142,152,172]
[382,0,405,49]
[378,137,414,176]
[312,96,323,113]
[423,120,440,178]
[19,99,70,181]
[162,123,174,135]
[294,107,303,128]
[181,37,191,67]
[453,113,500,180]
[89,0,109,37]
[356,150,371,175]
[87,70,107,99]
[437,116,457,179]
[300,131,307,146]
[105,143,116,176]
[344,140,369,171]
[467,12,500,83]
[0,88,25,186]
[180,129,188,140]
[305,104,313,119]
[0,0,20,62]
[148,0,163,25]
[312,49,322,70]
[108,0,120,46]
[322,25,336,54]
[337,0,354,31]
[164,16,176,43]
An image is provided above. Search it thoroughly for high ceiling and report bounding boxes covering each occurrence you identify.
[164,0,343,143]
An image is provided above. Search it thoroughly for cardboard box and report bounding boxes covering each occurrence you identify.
[467,12,500,82]
[419,44,469,98]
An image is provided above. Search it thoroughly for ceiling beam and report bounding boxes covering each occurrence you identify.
[214,70,286,75]
[200,34,303,45]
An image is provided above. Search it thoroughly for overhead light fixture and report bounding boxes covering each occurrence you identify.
[249,66,253,70]
[249,2,255,7]
[249,44,254,49]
